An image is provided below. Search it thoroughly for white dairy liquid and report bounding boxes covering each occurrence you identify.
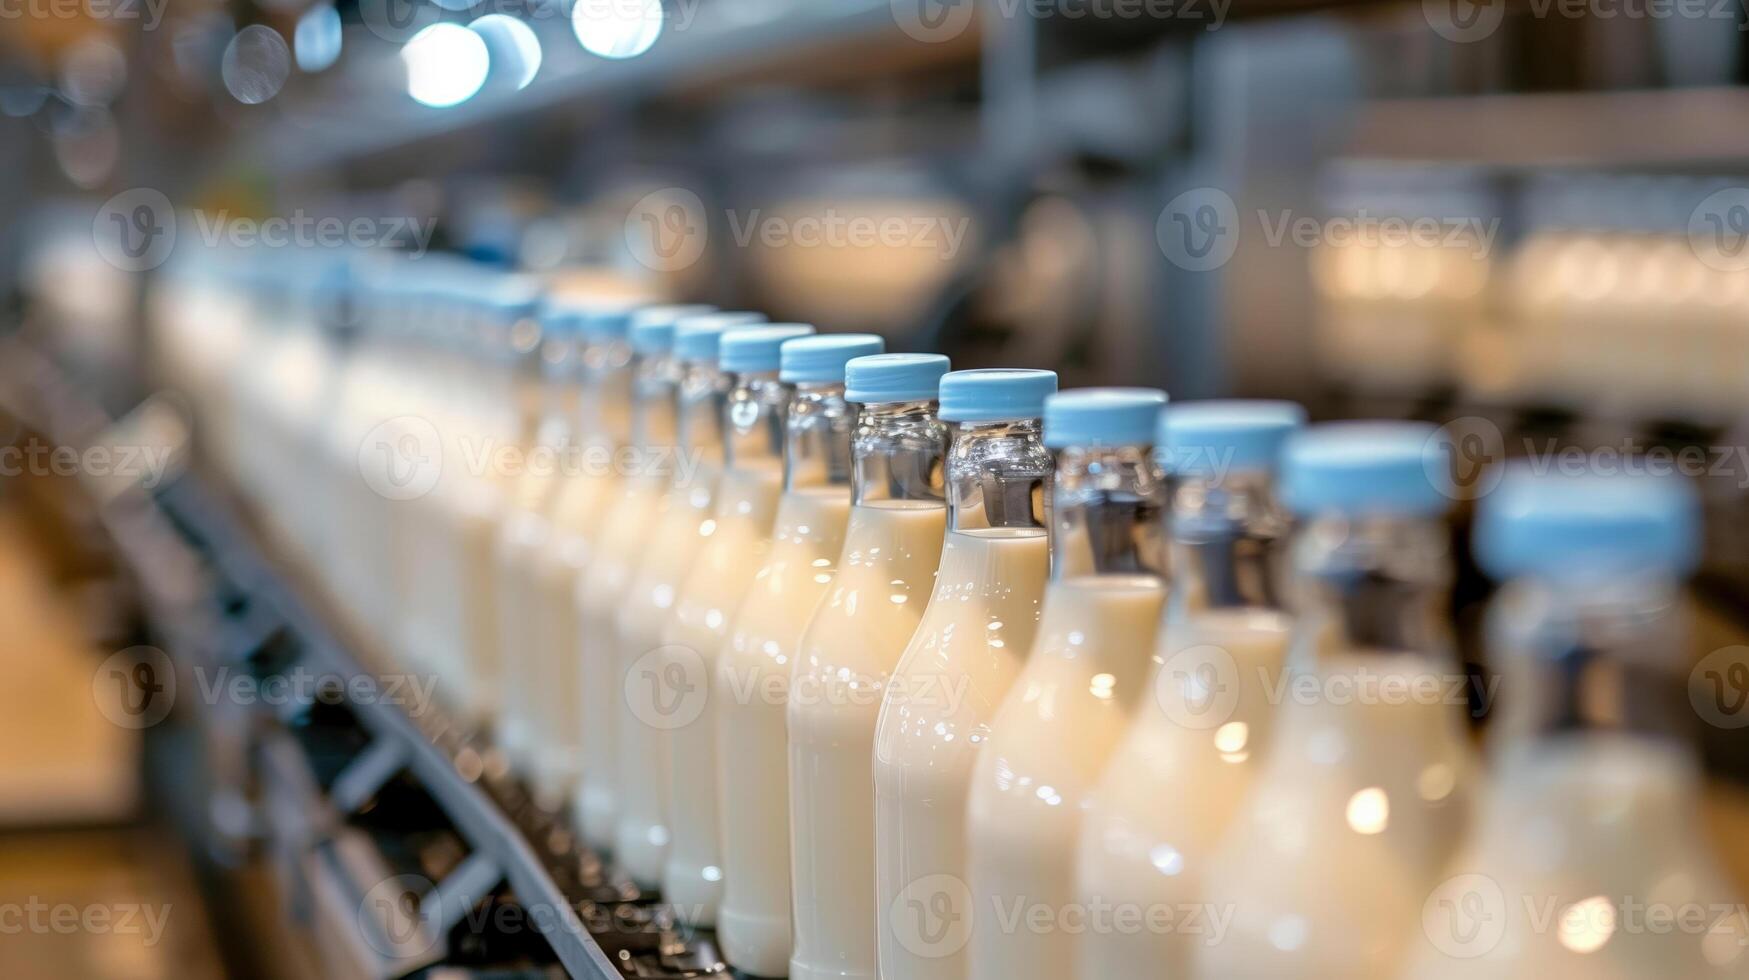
[575,475,665,850]
[523,466,618,800]
[494,459,565,772]
[789,500,948,980]
[1401,735,1749,979]
[661,462,785,924]
[614,473,720,887]
[872,527,1050,980]
[962,576,1166,980]
[1074,608,1293,979]
[716,487,853,976]
[1193,648,1475,980]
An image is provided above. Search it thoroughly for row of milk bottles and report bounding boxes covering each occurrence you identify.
[148,255,1749,980]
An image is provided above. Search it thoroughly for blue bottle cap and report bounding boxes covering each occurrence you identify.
[581,304,637,339]
[480,274,543,320]
[1159,400,1307,477]
[541,296,597,333]
[780,334,886,383]
[1043,388,1170,449]
[721,324,819,375]
[1279,421,1453,518]
[1475,465,1700,581]
[674,312,769,363]
[845,353,951,404]
[630,304,715,355]
[939,369,1059,422]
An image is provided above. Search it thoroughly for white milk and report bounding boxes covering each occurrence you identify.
[960,386,1169,980]
[1194,421,1473,980]
[789,352,951,980]
[613,317,738,887]
[873,527,1049,980]
[1401,469,1748,979]
[1076,400,1302,980]
[573,305,703,854]
[716,330,878,975]
[1076,610,1291,977]
[789,499,948,980]
[717,486,851,974]
[963,576,1166,979]
[872,368,1059,980]
[659,322,807,924]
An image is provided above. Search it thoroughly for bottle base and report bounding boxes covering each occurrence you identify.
[718,907,791,977]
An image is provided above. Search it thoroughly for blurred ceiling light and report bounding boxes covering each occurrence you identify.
[60,37,128,107]
[294,5,344,73]
[403,23,490,108]
[222,24,292,104]
[573,0,663,59]
[472,14,542,90]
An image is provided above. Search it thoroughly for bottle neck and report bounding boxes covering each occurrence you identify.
[785,381,854,495]
[724,372,788,473]
[1051,445,1165,580]
[537,330,581,441]
[1492,575,1696,749]
[852,399,948,508]
[948,419,1050,534]
[1289,514,1453,664]
[577,336,634,450]
[1167,469,1291,618]
[631,352,681,468]
[675,358,729,486]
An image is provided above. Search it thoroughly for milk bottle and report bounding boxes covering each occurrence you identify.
[1075,400,1304,980]
[963,388,1169,980]
[715,333,886,977]
[527,304,642,816]
[574,304,713,853]
[789,353,952,980]
[872,368,1059,980]
[613,310,768,885]
[660,324,817,924]
[421,275,545,728]
[1194,421,1474,980]
[494,298,585,778]
[1402,467,1749,979]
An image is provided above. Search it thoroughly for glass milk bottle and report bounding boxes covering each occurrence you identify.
[715,333,886,976]
[963,388,1170,980]
[1403,468,1749,979]
[789,353,953,980]
[574,304,712,851]
[614,311,768,886]
[496,299,586,781]
[420,276,545,728]
[1075,400,1304,979]
[661,324,815,924]
[532,306,640,825]
[873,368,1059,980]
[1195,421,1475,980]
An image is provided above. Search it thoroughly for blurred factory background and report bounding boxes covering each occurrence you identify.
[4,0,1749,977]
